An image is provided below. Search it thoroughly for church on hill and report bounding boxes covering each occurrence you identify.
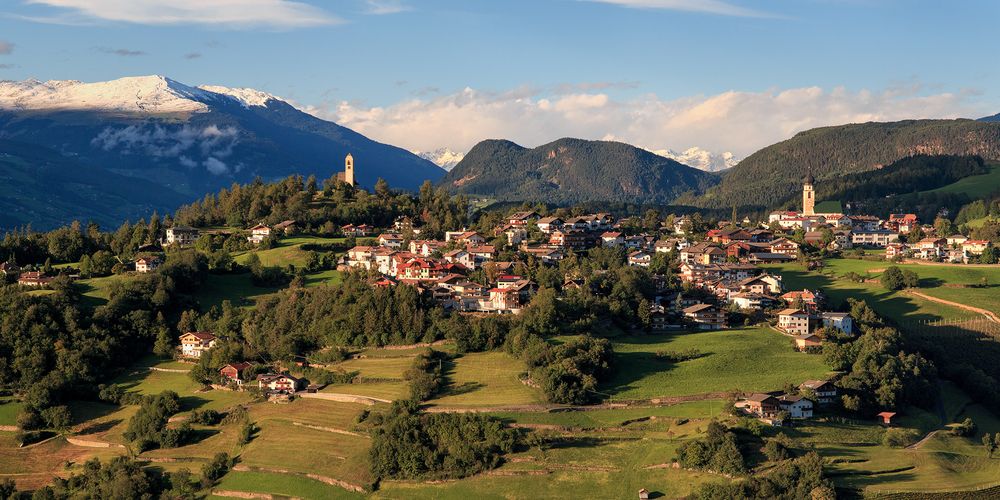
[768,173,848,230]
[336,153,356,186]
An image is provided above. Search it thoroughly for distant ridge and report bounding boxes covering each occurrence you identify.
[440,137,718,204]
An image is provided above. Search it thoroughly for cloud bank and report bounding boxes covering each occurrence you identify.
[583,0,774,18]
[317,85,980,158]
[25,0,340,29]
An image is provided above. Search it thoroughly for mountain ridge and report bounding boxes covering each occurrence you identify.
[440,137,717,204]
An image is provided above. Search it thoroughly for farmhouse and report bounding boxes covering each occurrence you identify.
[777,309,810,336]
[166,226,199,246]
[179,331,216,358]
[258,373,301,394]
[683,303,726,330]
[247,224,271,245]
[17,271,54,287]
[820,312,854,334]
[220,362,253,386]
[793,334,823,352]
[778,395,814,419]
[743,393,781,418]
[799,380,838,405]
[135,256,162,273]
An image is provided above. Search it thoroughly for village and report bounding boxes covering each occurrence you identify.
[122,165,986,431]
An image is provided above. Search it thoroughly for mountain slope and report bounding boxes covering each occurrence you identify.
[440,138,718,204]
[683,119,1000,209]
[414,148,464,171]
[980,113,1000,122]
[0,139,188,230]
[0,76,444,200]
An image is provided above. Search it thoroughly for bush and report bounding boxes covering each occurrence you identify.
[201,452,234,484]
[951,417,977,437]
[882,427,921,448]
[655,348,702,362]
[189,409,222,426]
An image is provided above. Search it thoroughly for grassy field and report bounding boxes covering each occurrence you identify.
[426,351,545,408]
[600,326,832,400]
[75,274,129,306]
[212,471,364,499]
[0,399,24,426]
[927,163,1000,198]
[818,259,1000,315]
[489,400,724,428]
[763,261,983,323]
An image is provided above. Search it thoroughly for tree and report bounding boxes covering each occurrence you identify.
[880,266,905,290]
[983,433,996,457]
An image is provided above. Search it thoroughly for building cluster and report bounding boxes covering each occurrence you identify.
[179,331,308,396]
[735,379,838,425]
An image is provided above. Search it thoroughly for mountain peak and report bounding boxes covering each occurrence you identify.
[198,85,279,108]
[0,74,217,114]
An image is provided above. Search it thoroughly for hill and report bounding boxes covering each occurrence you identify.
[0,139,188,230]
[980,113,1000,122]
[681,119,1000,210]
[440,138,718,204]
[0,76,444,228]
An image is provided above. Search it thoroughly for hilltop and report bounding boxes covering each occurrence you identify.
[682,119,1000,210]
[440,138,718,204]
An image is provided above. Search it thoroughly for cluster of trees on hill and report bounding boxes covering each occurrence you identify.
[173,175,470,239]
[0,249,208,423]
[823,299,936,413]
[367,400,517,481]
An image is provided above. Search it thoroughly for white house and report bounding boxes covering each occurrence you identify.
[778,395,814,419]
[820,312,854,335]
[179,332,216,358]
[777,308,810,336]
[248,224,271,245]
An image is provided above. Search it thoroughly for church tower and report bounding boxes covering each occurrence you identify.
[343,153,355,186]
[802,172,815,216]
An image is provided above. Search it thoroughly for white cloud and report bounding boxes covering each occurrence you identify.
[583,0,775,18]
[314,85,981,158]
[24,0,340,29]
[365,0,410,15]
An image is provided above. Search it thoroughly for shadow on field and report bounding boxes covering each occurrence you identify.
[597,350,682,397]
[77,418,123,435]
[179,396,209,412]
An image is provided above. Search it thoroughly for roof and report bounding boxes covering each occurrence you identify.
[746,393,779,403]
[778,308,808,316]
[799,379,833,390]
[877,411,897,418]
[181,331,216,341]
[683,303,715,314]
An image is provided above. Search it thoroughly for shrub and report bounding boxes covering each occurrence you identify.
[882,428,921,448]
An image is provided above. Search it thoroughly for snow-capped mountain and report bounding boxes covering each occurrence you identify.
[0,75,281,114]
[0,75,443,228]
[413,148,465,171]
[650,147,739,172]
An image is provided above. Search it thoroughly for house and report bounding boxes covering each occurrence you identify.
[628,250,652,267]
[683,303,726,330]
[750,252,795,264]
[537,217,564,233]
[777,309,810,336]
[886,214,918,233]
[273,220,296,235]
[680,243,727,265]
[885,242,909,260]
[638,489,650,500]
[851,230,899,247]
[220,362,253,386]
[257,373,301,394]
[17,271,54,287]
[179,331,216,358]
[549,230,588,250]
[166,226,199,246]
[744,393,781,417]
[378,233,404,249]
[946,234,969,246]
[445,231,486,245]
[849,215,881,232]
[739,274,783,295]
[794,334,823,352]
[778,395,814,419]
[601,231,624,247]
[913,238,946,260]
[820,312,854,334]
[962,240,990,256]
[507,211,538,226]
[769,238,800,257]
[247,224,271,245]
[877,411,897,426]
[799,380,837,405]
[135,256,162,273]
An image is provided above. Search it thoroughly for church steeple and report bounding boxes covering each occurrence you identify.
[802,170,815,216]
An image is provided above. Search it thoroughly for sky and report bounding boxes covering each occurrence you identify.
[0,0,997,157]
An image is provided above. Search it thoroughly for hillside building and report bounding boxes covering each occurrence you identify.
[336,153,356,186]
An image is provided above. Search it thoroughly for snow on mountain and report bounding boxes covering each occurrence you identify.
[650,146,739,172]
[198,85,279,108]
[0,75,284,114]
[0,75,223,114]
[413,147,465,171]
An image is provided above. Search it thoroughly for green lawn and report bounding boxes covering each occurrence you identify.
[75,274,130,306]
[212,471,363,500]
[426,351,546,408]
[0,399,24,426]
[794,259,1000,316]
[927,163,1000,198]
[601,326,831,400]
[194,273,279,310]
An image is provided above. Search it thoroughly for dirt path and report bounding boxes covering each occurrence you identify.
[291,421,365,439]
[905,290,1000,323]
[298,392,391,405]
[906,430,941,450]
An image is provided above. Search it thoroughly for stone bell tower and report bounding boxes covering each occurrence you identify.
[337,153,355,186]
[802,171,815,216]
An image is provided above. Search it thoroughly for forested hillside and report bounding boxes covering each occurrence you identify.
[682,119,1000,210]
[440,138,718,204]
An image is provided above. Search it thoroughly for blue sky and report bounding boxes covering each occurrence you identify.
[0,0,997,156]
